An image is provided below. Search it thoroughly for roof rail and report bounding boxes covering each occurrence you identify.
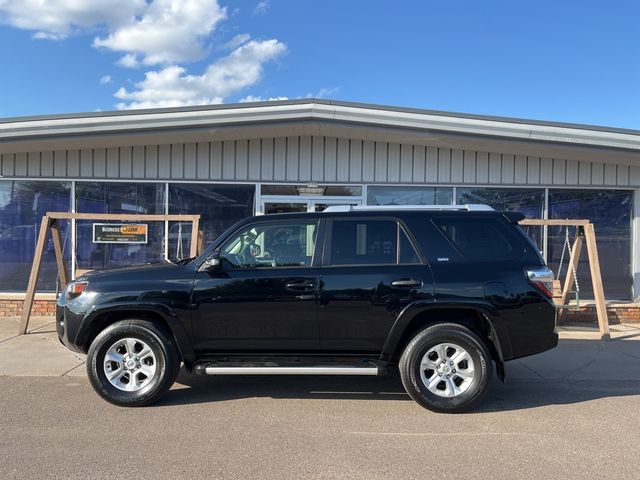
[322,204,494,213]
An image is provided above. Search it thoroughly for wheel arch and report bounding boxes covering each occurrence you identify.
[382,303,511,380]
[78,303,196,366]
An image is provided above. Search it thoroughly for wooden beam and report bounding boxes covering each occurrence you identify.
[557,232,583,320]
[50,220,69,290]
[189,218,200,258]
[519,219,591,226]
[584,223,610,340]
[46,212,201,222]
[18,216,51,334]
[197,229,205,257]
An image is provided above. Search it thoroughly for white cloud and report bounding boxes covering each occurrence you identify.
[93,0,227,66]
[220,33,251,51]
[239,95,288,103]
[305,87,340,99]
[115,39,287,109]
[253,1,269,15]
[117,53,140,69]
[0,0,146,39]
[33,31,66,41]
[0,1,289,110]
[0,1,229,66]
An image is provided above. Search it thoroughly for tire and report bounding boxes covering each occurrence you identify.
[399,323,492,413]
[86,319,180,407]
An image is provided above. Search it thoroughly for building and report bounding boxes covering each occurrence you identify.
[0,99,638,320]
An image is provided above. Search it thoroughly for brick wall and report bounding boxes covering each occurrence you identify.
[560,305,640,324]
[1,297,639,324]
[0,298,57,317]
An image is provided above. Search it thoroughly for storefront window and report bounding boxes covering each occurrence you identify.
[456,188,545,251]
[75,183,166,270]
[367,186,453,206]
[168,184,255,259]
[548,189,632,300]
[261,184,362,196]
[0,181,71,291]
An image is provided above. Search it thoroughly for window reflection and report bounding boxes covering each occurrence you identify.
[367,186,452,206]
[75,183,165,271]
[0,181,71,291]
[548,189,632,300]
[168,184,255,260]
[455,188,545,251]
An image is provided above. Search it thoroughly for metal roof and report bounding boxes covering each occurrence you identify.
[1,98,640,153]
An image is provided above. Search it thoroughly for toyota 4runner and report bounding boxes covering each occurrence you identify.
[57,204,557,413]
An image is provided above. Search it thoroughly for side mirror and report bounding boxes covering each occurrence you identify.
[200,252,221,271]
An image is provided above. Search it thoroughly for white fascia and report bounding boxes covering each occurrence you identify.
[1,102,640,152]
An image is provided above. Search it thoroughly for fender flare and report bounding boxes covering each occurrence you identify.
[381,300,512,370]
[77,302,196,364]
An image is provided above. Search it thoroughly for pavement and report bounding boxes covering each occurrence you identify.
[0,317,639,479]
[1,316,639,381]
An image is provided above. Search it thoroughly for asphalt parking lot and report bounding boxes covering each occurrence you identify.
[1,318,640,480]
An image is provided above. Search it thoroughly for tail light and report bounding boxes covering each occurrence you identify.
[526,267,554,300]
[66,281,88,300]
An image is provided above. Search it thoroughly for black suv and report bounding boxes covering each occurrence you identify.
[57,205,557,413]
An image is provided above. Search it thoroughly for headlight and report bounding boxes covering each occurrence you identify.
[66,281,88,300]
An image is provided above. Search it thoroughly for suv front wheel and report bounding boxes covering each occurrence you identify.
[86,319,180,407]
[399,322,492,413]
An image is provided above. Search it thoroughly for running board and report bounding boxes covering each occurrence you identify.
[193,358,386,376]
[203,366,379,376]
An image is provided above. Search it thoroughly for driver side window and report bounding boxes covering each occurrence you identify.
[219,221,319,269]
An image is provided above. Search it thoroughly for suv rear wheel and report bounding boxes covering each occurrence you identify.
[86,319,180,407]
[399,322,492,413]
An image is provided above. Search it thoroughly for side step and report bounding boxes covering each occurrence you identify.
[194,358,386,376]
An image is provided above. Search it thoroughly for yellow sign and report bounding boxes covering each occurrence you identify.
[93,223,148,244]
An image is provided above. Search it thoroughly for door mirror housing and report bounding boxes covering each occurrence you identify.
[200,253,221,271]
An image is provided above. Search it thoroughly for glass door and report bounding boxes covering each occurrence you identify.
[260,198,361,214]
[263,202,308,214]
[309,199,361,212]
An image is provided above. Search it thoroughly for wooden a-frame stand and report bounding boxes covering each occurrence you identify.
[18,212,202,335]
[519,219,610,340]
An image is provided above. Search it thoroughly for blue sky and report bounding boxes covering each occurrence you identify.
[0,0,639,129]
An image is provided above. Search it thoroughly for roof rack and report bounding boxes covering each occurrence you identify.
[322,204,494,213]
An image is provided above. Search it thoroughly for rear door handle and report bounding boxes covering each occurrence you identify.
[285,280,316,291]
[391,279,423,288]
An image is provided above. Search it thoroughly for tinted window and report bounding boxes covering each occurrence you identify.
[399,228,420,264]
[432,218,516,261]
[76,182,165,271]
[220,221,318,269]
[548,189,632,300]
[368,186,453,206]
[0,180,71,291]
[169,183,255,260]
[455,187,544,250]
[329,219,419,266]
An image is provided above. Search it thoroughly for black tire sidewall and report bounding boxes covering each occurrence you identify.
[87,321,175,407]
[401,325,492,413]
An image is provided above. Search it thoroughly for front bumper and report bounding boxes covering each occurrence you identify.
[56,301,86,354]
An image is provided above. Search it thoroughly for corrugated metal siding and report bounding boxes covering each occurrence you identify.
[0,136,637,187]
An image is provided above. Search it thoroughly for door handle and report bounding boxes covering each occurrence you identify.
[285,281,316,291]
[391,279,423,288]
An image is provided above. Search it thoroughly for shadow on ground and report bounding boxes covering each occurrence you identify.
[159,338,640,413]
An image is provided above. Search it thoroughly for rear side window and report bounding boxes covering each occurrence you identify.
[328,219,420,266]
[432,218,518,261]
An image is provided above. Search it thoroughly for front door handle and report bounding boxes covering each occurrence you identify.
[391,279,423,288]
[285,280,316,291]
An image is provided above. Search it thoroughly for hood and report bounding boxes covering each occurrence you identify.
[76,261,181,281]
